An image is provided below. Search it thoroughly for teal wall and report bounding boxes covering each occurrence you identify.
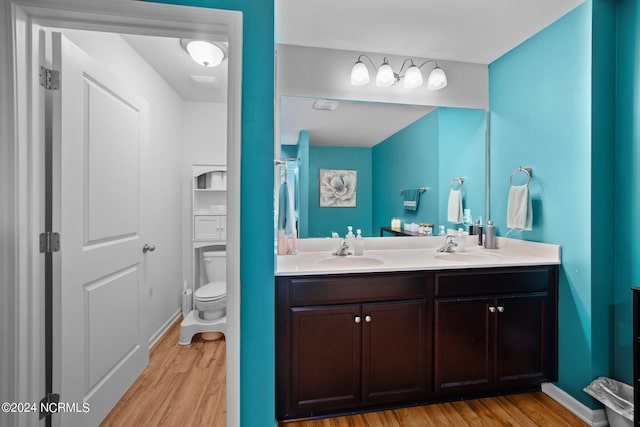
[297,131,310,239]
[307,145,373,237]
[150,0,275,424]
[372,108,486,234]
[489,1,614,407]
[437,107,486,228]
[615,0,640,382]
[372,111,439,231]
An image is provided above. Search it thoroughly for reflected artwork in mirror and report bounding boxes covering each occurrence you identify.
[279,96,487,238]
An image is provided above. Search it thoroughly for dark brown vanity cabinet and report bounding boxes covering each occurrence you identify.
[276,273,429,420]
[276,265,558,421]
[433,267,558,396]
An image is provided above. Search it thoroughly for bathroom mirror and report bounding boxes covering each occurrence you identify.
[278,95,487,238]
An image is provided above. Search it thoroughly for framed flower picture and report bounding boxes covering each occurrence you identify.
[319,169,357,207]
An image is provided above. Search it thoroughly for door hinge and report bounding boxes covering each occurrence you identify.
[39,66,60,90]
[39,232,60,253]
[39,392,60,420]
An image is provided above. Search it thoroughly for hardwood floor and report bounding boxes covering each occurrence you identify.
[101,318,226,427]
[102,317,587,427]
[279,392,589,427]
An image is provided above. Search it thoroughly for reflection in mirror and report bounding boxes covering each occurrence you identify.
[279,96,486,238]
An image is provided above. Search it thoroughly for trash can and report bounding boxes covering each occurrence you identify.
[584,377,633,427]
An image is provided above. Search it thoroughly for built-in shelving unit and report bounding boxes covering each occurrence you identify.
[192,164,227,292]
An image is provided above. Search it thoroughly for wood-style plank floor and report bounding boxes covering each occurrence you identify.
[101,318,226,427]
[102,317,587,427]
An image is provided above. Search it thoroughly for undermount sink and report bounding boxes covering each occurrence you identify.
[434,251,499,263]
[316,256,384,267]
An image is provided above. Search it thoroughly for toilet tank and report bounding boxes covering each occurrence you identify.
[202,250,226,283]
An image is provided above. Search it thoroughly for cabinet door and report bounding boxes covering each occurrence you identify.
[194,215,220,240]
[219,216,227,241]
[495,293,548,385]
[434,297,493,395]
[290,304,362,413]
[362,300,427,404]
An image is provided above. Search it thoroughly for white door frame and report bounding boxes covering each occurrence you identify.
[0,1,242,426]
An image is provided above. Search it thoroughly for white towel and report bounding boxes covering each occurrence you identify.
[507,185,532,230]
[447,189,463,223]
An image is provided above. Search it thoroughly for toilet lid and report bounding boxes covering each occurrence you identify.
[194,282,226,301]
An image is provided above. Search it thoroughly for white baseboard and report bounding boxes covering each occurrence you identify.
[542,382,608,427]
[148,309,181,350]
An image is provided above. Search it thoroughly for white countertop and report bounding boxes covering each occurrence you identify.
[276,236,560,276]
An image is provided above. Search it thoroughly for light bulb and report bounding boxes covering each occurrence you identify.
[376,62,395,87]
[404,65,423,89]
[427,67,447,90]
[350,60,370,86]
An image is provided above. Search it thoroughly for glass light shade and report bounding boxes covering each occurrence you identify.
[350,61,370,86]
[427,67,447,90]
[186,40,224,67]
[404,65,423,89]
[376,63,395,87]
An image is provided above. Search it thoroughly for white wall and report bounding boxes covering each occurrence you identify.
[181,101,227,290]
[60,29,184,342]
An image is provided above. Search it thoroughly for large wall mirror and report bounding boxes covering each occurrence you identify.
[275,44,489,239]
[278,95,486,238]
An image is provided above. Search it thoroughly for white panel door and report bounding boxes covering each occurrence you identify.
[51,31,149,427]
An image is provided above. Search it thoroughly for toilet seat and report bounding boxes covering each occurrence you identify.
[194,282,226,302]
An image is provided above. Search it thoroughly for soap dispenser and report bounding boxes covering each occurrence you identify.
[346,226,355,251]
[354,229,364,256]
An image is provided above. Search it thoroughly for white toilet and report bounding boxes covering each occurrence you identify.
[179,250,227,345]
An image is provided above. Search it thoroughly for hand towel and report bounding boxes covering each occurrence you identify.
[403,189,420,211]
[447,189,463,223]
[507,185,532,230]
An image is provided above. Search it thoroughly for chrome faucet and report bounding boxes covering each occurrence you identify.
[332,239,351,256]
[437,235,458,253]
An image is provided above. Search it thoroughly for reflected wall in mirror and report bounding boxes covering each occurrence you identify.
[280,96,486,238]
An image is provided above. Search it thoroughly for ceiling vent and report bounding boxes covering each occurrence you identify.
[312,99,339,111]
[189,75,220,89]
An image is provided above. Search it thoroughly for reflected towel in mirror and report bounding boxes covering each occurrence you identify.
[507,185,532,230]
[403,189,420,211]
[447,189,463,223]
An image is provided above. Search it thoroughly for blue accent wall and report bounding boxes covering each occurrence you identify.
[308,146,373,237]
[438,108,486,228]
[372,111,439,231]
[372,108,486,234]
[489,1,608,407]
[150,0,275,424]
[615,0,640,383]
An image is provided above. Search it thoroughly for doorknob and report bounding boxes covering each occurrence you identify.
[142,244,156,253]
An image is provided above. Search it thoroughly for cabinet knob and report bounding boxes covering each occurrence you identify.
[355,316,361,323]
[365,315,372,323]
[489,306,496,313]
[497,306,505,313]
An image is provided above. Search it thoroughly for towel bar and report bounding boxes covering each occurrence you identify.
[510,166,532,186]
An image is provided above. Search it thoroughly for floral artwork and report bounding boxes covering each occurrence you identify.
[319,169,357,207]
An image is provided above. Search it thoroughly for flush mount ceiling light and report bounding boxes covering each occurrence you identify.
[180,39,227,67]
[350,55,447,90]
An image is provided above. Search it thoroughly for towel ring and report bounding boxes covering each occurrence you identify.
[510,167,532,186]
[450,177,464,191]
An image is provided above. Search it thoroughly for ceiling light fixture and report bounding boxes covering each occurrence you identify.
[180,39,227,67]
[350,55,447,90]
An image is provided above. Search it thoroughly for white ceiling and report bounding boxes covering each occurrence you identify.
[121,34,227,103]
[281,97,436,147]
[275,0,584,148]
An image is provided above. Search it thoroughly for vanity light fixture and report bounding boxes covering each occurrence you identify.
[350,55,447,90]
[180,39,227,67]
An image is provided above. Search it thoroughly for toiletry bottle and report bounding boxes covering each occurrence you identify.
[439,225,446,236]
[484,220,496,249]
[354,229,364,256]
[475,219,483,246]
[346,226,355,252]
[456,228,466,252]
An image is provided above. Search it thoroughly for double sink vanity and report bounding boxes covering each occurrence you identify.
[275,236,560,421]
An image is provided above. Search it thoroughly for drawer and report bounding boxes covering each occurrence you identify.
[288,273,427,306]
[434,266,553,297]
